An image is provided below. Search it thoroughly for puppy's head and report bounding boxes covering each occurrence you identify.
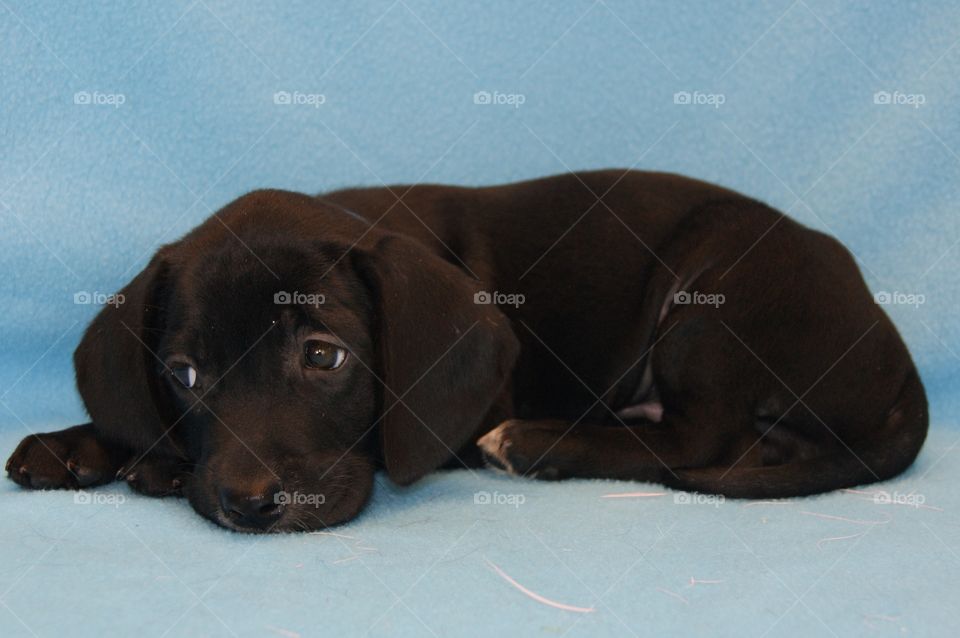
[74,190,518,532]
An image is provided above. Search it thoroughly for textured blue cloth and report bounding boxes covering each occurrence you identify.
[1,1,958,636]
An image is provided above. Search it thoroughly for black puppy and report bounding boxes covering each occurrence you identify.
[6,170,927,532]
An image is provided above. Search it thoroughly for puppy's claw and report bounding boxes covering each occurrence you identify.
[68,459,99,487]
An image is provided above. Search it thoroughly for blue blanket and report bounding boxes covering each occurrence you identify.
[1,1,958,636]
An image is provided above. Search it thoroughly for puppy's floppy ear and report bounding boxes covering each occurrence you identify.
[357,235,519,485]
[74,248,178,455]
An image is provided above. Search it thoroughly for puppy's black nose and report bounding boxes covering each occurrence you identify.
[219,482,284,530]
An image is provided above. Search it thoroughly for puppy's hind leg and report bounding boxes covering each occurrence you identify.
[477,407,747,482]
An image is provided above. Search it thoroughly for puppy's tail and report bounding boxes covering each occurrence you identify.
[663,367,929,499]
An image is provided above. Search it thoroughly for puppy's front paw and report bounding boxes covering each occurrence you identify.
[119,456,186,497]
[477,419,569,479]
[6,426,118,489]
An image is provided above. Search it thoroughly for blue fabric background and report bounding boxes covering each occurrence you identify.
[1,1,958,636]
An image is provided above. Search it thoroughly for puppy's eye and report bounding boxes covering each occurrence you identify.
[304,340,347,370]
[171,365,198,389]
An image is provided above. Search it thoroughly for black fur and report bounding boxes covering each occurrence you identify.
[6,170,927,532]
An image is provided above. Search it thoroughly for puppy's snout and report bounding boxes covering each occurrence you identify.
[218,481,284,530]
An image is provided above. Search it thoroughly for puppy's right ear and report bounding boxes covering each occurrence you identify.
[74,249,177,455]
